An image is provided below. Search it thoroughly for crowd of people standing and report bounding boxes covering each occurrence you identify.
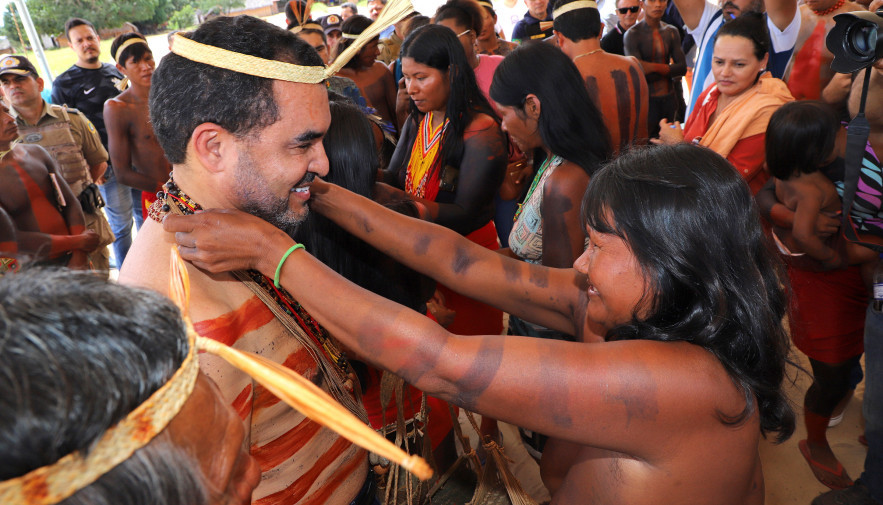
[0,0,882,503]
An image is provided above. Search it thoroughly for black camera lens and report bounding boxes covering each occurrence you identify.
[848,23,878,56]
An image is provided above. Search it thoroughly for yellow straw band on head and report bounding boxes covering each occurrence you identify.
[170,32,327,84]
[290,22,324,34]
[0,330,199,505]
[478,1,494,9]
[341,32,359,39]
[552,0,598,18]
[113,37,149,63]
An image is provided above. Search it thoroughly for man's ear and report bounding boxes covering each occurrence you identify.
[189,123,237,175]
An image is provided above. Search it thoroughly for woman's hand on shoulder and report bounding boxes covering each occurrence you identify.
[162,209,295,276]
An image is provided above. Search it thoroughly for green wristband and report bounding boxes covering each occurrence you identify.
[274,243,304,288]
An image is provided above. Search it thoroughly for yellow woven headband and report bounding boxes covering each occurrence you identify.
[0,323,200,505]
[113,38,150,63]
[478,1,494,9]
[552,0,598,18]
[170,0,413,81]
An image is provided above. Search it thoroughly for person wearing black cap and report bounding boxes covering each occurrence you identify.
[0,54,114,273]
[319,14,343,60]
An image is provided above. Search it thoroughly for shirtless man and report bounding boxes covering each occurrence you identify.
[553,0,650,152]
[119,16,370,504]
[624,0,686,138]
[0,55,115,273]
[0,101,98,267]
[104,33,170,221]
[784,0,863,100]
[335,15,398,132]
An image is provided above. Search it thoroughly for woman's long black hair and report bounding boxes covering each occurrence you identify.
[490,41,611,174]
[400,24,498,169]
[582,144,795,442]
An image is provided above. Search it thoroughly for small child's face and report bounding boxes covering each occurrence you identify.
[524,0,549,18]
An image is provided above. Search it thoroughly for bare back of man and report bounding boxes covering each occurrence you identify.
[574,52,650,153]
[0,144,97,266]
[785,0,864,100]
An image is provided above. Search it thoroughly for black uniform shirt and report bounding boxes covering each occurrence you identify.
[51,63,123,147]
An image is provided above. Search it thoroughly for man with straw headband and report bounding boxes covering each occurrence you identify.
[104,33,169,221]
[122,8,414,504]
[552,0,649,152]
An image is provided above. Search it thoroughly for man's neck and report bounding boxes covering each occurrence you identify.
[171,167,232,211]
[14,100,45,126]
[76,60,103,70]
[644,16,662,28]
[566,38,602,59]
[529,9,547,20]
[125,83,151,101]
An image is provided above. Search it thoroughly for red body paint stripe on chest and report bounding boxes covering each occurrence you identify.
[193,295,275,347]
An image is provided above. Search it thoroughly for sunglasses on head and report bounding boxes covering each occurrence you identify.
[618,6,640,13]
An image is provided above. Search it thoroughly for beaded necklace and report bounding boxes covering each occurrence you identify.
[514,155,560,221]
[812,0,845,16]
[149,177,353,377]
[404,111,448,199]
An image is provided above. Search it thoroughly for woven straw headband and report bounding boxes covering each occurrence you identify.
[0,320,200,505]
[113,37,150,63]
[478,1,494,9]
[552,0,598,18]
[290,22,325,34]
[0,249,432,505]
[171,0,413,81]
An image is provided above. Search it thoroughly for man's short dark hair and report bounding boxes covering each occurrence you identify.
[64,18,96,39]
[0,268,208,505]
[435,0,484,35]
[552,0,602,41]
[149,15,324,164]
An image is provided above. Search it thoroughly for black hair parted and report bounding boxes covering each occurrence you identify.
[400,24,498,170]
[582,144,795,443]
[716,11,769,60]
[110,32,151,66]
[552,0,603,41]
[434,0,484,36]
[149,15,324,164]
[336,15,375,69]
[766,100,839,180]
[490,41,610,175]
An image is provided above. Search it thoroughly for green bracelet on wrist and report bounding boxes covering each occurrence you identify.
[274,243,305,288]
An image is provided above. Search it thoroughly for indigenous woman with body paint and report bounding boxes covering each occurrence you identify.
[654,13,793,194]
[382,24,508,338]
[165,143,795,504]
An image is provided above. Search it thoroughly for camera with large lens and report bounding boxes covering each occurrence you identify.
[827,9,883,73]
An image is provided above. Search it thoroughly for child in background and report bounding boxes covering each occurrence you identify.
[767,100,847,270]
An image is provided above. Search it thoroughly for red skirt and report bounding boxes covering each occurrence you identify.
[439,220,504,336]
[787,264,867,363]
